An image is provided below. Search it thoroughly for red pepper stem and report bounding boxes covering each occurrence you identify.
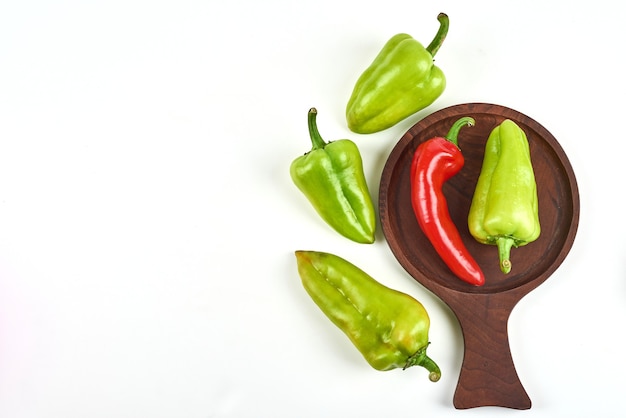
[307,107,327,150]
[425,13,449,57]
[403,344,442,382]
[445,116,475,147]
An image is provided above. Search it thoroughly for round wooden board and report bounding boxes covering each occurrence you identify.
[379,103,580,409]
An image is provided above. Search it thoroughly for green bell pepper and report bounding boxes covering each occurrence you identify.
[295,250,441,381]
[290,108,376,244]
[345,13,449,134]
[468,119,541,274]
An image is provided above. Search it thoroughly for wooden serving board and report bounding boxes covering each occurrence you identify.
[379,103,580,409]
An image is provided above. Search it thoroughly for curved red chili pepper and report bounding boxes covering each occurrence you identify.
[410,117,485,286]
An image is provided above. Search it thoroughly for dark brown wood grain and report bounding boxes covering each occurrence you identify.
[379,103,580,410]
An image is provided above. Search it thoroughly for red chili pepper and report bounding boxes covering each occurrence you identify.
[410,116,485,286]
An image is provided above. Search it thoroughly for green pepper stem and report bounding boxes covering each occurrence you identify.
[445,116,475,147]
[496,236,515,274]
[403,345,442,382]
[426,13,449,57]
[307,107,327,150]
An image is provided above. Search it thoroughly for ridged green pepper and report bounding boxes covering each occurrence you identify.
[294,250,441,381]
[290,108,376,244]
[468,119,541,274]
[345,13,449,134]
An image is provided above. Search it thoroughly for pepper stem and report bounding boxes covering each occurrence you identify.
[426,13,449,57]
[403,344,441,382]
[496,236,515,274]
[445,116,475,147]
[307,107,327,150]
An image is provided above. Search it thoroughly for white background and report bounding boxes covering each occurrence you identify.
[0,0,624,417]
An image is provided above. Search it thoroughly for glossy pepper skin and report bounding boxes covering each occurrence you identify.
[295,250,441,381]
[290,108,376,244]
[410,117,485,286]
[346,13,448,134]
[468,119,540,274]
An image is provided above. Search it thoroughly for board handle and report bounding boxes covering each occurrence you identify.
[450,293,531,410]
